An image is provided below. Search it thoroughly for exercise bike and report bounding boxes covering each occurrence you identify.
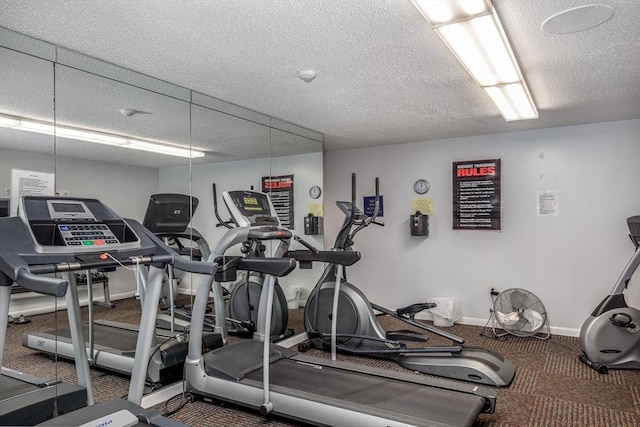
[298,174,516,387]
[579,215,640,373]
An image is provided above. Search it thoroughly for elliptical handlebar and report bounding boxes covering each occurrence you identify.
[293,235,320,254]
[212,183,235,229]
[347,176,383,245]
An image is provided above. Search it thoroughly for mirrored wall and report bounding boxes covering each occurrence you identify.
[0,26,324,308]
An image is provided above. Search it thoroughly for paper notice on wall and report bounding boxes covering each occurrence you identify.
[308,202,323,217]
[412,198,433,215]
[536,190,559,216]
[10,169,55,215]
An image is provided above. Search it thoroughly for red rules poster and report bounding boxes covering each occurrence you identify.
[452,159,501,231]
[262,174,294,229]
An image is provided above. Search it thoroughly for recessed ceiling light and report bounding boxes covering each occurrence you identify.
[542,4,614,34]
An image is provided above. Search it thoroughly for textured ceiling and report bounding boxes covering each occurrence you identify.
[0,0,638,152]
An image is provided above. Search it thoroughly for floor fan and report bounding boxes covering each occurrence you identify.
[492,288,550,340]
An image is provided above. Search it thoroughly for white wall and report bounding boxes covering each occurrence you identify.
[158,152,324,301]
[323,119,640,335]
[2,148,159,316]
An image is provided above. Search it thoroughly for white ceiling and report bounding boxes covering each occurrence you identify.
[0,0,638,153]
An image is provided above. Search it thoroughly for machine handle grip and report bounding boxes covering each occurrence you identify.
[247,228,292,241]
[15,268,68,297]
[285,250,361,266]
[172,255,217,275]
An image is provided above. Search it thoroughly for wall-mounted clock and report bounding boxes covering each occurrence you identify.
[309,185,322,199]
[413,179,430,195]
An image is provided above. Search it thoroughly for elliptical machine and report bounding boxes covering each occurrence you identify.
[299,174,516,387]
[212,184,294,341]
[579,215,640,373]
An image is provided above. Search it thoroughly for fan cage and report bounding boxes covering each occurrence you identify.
[492,288,550,340]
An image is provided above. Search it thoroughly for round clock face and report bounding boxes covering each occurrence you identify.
[414,179,430,195]
[309,185,322,199]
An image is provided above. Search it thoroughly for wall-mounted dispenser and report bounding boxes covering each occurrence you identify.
[410,211,429,237]
[304,213,322,235]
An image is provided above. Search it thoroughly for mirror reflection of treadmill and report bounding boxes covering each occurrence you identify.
[142,193,216,332]
[0,199,8,218]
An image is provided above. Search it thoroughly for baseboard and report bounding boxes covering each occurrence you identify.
[413,313,581,338]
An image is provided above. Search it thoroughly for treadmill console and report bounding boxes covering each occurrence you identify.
[20,196,140,254]
[222,190,280,228]
[142,193,199,234]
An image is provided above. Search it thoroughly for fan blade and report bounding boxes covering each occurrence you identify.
[522,309,544,332]
[496,310,520,326]
[509,289,528,308]
[505,316,528,331]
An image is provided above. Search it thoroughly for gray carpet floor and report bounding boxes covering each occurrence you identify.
[4,297,640,426]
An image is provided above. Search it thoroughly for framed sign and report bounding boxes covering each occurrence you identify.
[262,174,294,228]
[452,159,501,231]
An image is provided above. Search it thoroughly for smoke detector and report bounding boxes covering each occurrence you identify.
[119,108,153,117]
[298,69,317,83]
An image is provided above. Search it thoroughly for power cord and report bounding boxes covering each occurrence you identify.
[163,393,189,417]
[479,291,508,340]
[161,347,193,418]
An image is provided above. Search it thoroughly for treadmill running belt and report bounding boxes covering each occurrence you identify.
[45,324,141,352]
[0,375,87,425]
[244,358,485,426]
[0,375,38,399]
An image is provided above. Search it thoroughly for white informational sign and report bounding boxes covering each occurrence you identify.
[536,190,560,216]
[10,169,55,216]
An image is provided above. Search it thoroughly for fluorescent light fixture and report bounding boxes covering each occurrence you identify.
[412,0,538,121]
[0,113,205,158]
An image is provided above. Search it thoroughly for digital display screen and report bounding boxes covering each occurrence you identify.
[51,203,86,213]
[230,192,271,215]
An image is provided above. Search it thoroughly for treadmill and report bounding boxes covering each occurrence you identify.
[0,195,215,426]
[0,271,86,425]
[142,193,213,333]
[22,196,222,385]
[183,190,497,427]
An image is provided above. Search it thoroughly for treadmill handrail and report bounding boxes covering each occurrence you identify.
[0,248,68,297]
[133,221,216,276]
[15,268,68,297]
